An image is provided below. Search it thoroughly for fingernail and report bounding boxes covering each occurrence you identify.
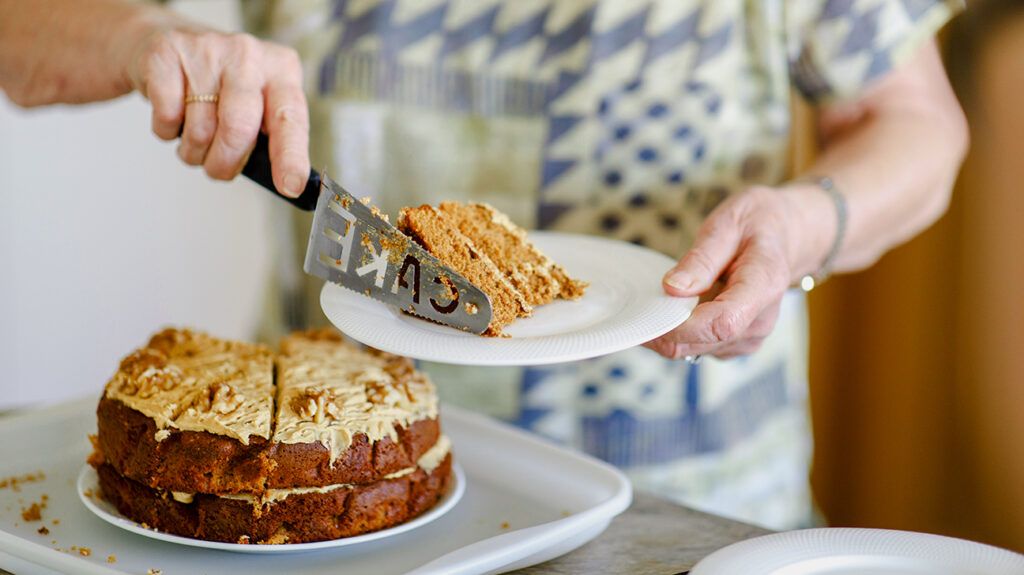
[283,174,303,198]
[665,270,695,291]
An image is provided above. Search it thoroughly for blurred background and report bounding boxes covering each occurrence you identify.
[806,0,1024,555]
[1,0,1021,556]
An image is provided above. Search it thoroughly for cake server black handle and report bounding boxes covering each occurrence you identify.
[240,132,322,211]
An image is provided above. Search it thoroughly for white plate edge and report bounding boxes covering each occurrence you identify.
[690,528,1024,575]
[0,528,125,575]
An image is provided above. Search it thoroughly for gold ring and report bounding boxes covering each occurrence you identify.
[185,93,219,104]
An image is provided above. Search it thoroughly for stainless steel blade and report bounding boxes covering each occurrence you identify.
[303,175,494,335]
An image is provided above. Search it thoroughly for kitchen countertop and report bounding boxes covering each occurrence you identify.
[514,492,770,574]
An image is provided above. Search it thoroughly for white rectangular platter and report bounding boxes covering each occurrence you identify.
[0,398,630,575]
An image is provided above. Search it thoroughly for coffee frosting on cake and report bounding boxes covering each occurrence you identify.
[272,331,438,466]
[103,329,274,444]
[102,329,437,458]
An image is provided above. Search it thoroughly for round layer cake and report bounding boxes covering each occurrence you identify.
[89,328,452,544]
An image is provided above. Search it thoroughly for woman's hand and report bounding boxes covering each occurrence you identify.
[126,26,310,197]
[645,185,834,360]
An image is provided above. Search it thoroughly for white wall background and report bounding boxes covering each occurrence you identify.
[0,1,277,409]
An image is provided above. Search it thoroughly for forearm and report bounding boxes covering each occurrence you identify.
[0,0,196,106]
[784,42,969,278]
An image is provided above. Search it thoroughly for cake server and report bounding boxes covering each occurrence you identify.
[240,133,493,334]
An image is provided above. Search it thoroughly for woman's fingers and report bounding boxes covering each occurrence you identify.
[132,30,310,190]
[263,48,309,198]
[663,206,742,297]
[204,58,263,180]
[646,188,801,361]
[646,233,788,360]
[673,239,787,346]
[177,75,218,166]
[704,298,782,358]
[644,295,782,360]
[136,33,185,141]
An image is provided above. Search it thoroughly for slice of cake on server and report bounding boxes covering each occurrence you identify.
[398,201,588,336]
[90,328,451,544]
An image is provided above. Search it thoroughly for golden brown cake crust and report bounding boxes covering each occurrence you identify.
[94,454,452,544]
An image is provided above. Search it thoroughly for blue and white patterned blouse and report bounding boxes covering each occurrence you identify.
[246,0,959,529]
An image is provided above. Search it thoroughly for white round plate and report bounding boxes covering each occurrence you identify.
[321,231,697,366]
[691,528,1024,575]
[77,463,465,554]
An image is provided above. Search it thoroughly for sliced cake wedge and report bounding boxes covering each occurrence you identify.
[398,201,587,336]
[397,204,531,336]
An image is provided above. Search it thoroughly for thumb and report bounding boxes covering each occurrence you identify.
[663,213,742,297]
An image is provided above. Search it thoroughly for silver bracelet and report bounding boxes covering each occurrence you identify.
[799,176,848,292]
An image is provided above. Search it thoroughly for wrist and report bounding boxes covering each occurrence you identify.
[777,182,840,284]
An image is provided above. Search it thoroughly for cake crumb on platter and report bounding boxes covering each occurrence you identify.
[500,521,510,530]
[37,526,49,535]
[107,554,117,563]
[148,569,163,575]
[52,518,60,525]
[0,471,46,492]
[78,546,91,557]
[20,501,43,521]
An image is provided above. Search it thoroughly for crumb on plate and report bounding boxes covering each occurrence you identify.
[0,471,46,492]
[20,502,42,522]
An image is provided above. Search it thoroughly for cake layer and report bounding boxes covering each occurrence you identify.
[398,204,531,336]
[96,396,440,493]
[438,202,587,305]
[94,452,452,544]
